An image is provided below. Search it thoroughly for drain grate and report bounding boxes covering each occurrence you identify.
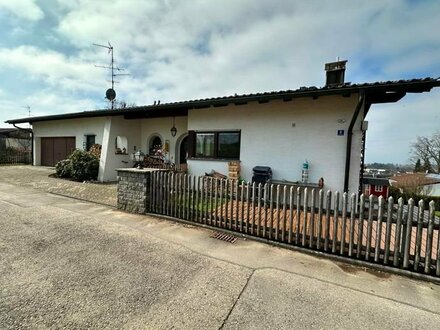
[211,232,237,244]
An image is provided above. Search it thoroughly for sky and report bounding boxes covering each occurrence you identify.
[0,0,439,165]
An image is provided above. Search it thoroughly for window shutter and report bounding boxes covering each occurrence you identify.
[187,130,196,158]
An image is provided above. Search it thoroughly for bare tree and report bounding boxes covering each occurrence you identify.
[410,130,440,173]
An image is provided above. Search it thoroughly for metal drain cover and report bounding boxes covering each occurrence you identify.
[211,232,237,244]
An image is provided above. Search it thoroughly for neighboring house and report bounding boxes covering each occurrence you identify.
[389,173,440,197]
[5,61,440,194]
[0,128,31,151]
[362,177,390,198]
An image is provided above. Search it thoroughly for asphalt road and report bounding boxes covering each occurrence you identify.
[1,180,440,329]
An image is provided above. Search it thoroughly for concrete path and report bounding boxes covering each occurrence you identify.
[1,180,440,329]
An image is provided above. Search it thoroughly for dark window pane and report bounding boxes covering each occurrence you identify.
[86,135,95,151]
[196,133,215,157]
[218,132,240,159]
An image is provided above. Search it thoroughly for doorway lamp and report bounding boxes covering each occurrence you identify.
[170,116,177,137]
[134,150,145,169]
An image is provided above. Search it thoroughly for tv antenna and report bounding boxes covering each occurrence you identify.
[21,105,31,117]
[20,105,31,128]
[93,41,129,109]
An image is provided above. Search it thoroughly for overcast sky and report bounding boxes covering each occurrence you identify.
[0,0,439,164]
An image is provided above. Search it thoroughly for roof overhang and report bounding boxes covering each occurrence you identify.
[5,77,440,125]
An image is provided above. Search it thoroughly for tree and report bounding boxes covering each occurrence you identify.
[414,158,422,172]
[410,130,440,173]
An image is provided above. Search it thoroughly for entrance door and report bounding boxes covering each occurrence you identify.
[179,136,188,165]
[41,137,76,166]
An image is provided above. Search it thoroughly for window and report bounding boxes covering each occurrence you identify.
[84,135,95,151]
[115,136,128,154]
[375,185,383,192]
[196,133,215,158]
[192,131,240,159]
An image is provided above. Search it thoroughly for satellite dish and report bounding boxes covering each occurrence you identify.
[106,88,116,101]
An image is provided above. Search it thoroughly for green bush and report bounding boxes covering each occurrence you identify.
[55,149,99,182]
[55,159,72,178]
[389,186,440,210]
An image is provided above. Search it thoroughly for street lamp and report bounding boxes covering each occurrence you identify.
[134,150,145,169]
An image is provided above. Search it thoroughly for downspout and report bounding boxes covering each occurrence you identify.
[12,124,33,166]
[343,91,365,193]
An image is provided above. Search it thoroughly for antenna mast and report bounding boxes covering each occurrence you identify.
[93,42,129,109]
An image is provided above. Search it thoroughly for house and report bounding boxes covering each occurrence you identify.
[5,61,440,195]
[362,177,390,198]
[390,173,440,197]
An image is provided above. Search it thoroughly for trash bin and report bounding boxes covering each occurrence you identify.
[252,166,272,185]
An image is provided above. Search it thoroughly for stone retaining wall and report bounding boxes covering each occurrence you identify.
[117,168,163,214]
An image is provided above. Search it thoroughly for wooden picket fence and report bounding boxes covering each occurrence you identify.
[0,150,31,165]
[150,172,440,278]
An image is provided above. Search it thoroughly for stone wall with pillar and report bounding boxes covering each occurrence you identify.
[116,168,160,214]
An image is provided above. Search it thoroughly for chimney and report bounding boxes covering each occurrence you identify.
[325,60,347,86]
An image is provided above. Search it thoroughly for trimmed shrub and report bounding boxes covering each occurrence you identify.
[389,186,440,210]
[55,159,72,178]
[55,149,99,182]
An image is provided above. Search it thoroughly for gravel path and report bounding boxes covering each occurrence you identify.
[0,165,116,206]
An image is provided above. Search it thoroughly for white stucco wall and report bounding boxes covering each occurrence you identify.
[99,116,142,182]
[140,116,188,165]
[187,94,365,195]
[32,117,106,166]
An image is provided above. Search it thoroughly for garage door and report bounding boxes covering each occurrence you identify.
[41,137,76,166]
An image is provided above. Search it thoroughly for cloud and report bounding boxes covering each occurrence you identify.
[0,0,44,21]
[0,45,105,93]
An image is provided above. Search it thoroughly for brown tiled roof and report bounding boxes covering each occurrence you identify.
[5,77,440,124]
[389,173,440,188]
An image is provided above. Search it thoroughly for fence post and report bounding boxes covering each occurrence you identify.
[414,199,425,271]
[365,194,374,261]
[309,189,316,248]
[425,200,435,274]
[302,188,308,247]
[340,192,348,255]
[246,182,251,233]
[257,183,262,236]
[235,180,240,231]
[393,198,404,267]
[263,183,269,237]
[240,181,245,232]
[348,193,356,257]
[275,184,280,240]
[324,190,331,252]
[332,191,340,253]
[384,196,394,264]
[288,186,294,244]
[374,196,384,263]
[295,187,302,245]
[316,190,324,250]
[403,199,414,269]
[251,182,257,235]
[214,178,219,227]
[268,184,274,239]
[356,195,365,259]
[280,185,287,242]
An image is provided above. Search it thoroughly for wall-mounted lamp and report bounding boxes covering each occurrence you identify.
[170,117,177,137]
